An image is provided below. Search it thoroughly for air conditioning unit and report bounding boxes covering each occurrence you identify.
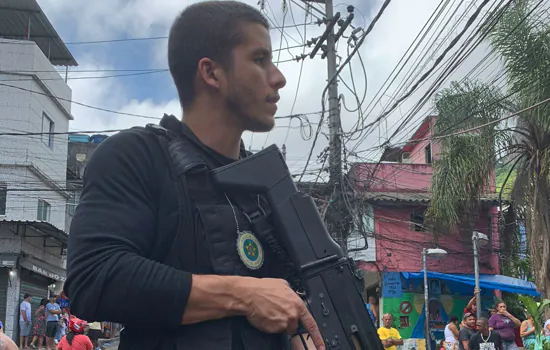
[401,152,411,163]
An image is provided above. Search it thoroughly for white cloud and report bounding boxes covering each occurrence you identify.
[38,0,506,178]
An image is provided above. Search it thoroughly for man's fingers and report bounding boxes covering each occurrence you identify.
[299,307,325,350]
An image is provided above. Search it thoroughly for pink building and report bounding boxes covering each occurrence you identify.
[349,116,500,276]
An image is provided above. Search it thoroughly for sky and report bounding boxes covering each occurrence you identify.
[37,0,505,179]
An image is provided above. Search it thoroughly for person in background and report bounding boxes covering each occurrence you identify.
[439,339,446,350]
[30,298,48,349]
[544,317,550,342]
[462,289,479,331]
[20,293,32,349]
[377,314,403,350]
[86,322,102,350]
[444,315,460,350]
[366,296,379,327]
[469,317,503,350]
[0,321,19,350]
[459,313,476,350]
[489,301,521,350]
[56,318,92,350]
[46,295,62,350]
[520,313,537,350]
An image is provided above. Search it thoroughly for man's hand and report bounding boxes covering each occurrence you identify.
[238,278,325,350]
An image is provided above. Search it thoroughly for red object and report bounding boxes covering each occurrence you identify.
[400,301,413,315]
[514,327,523,347]
[69,318,88,334]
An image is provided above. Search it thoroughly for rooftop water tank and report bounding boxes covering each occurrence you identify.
[90,134,108,143]
[68,134,90,143]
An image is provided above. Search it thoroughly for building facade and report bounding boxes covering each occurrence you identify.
[349,116,502,340]
[0,1,77,339]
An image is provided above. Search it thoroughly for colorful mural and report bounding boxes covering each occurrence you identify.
[382,291,495,339]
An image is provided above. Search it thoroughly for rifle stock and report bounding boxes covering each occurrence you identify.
[211,145,383,350]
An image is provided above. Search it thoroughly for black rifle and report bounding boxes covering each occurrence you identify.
[211,144,383,350]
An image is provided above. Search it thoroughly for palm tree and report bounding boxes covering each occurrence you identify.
[426,0,550,299]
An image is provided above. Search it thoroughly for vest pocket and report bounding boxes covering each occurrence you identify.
[195,205,250,276]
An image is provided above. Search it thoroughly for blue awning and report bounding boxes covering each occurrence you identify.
[402,271,540,297]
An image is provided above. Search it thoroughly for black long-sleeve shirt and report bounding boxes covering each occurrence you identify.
[64,127,192,328]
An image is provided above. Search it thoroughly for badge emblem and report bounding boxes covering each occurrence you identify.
[237,231,264,270]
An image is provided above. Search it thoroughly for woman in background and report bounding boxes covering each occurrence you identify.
[30,298,48,349]
[56,318,92,350]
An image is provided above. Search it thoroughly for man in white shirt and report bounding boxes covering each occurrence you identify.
[19,293,32,349]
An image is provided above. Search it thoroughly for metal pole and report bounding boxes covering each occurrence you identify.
[423,249,431,350]
[473,234,481,319]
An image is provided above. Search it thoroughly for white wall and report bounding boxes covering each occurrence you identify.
[0,166,66,230]
[0,39,72,231]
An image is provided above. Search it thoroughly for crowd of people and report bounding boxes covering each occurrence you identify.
[443,297,550,350]
[17,293,107,350]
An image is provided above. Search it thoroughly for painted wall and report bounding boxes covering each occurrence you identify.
[353,163,433,193]
[382,292,494,339]
[372,206,499,274]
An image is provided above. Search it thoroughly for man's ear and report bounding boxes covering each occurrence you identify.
[197,57,223,90]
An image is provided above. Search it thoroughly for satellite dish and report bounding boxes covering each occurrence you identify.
[76,154,86,162]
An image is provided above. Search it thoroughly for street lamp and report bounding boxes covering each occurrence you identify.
[472,231,489,319]
[422,248,448,350]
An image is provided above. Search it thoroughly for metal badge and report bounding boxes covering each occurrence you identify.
[237,230,264,270]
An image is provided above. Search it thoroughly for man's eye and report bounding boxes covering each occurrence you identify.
[254,57,265,64]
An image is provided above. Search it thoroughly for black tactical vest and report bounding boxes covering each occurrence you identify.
[118,115,288,350]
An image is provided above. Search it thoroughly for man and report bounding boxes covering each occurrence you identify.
[366,296,379,327]
[459,313,477,350]
[462,289,479,331]
[63,1,324,350]
[87,321,102,349]
[45,295,61,350]
[0,321,19,350]
[469,318,503,350]
[377,314,403,350]
[19,293,32,349]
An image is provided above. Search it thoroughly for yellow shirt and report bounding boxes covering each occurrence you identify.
[377,327,402,350]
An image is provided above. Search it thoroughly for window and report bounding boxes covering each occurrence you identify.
[41,113,55,149]
[425,143,432,164]
[37,199,51,221]
[0,183,6,216]
[67,192,80,216]
[411,208,425,232]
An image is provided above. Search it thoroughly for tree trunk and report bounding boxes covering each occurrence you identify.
[526,175,550,299]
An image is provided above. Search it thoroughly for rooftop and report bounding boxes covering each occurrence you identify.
[0,0,78,66]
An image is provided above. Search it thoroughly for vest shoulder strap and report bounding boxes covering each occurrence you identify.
[142,120,208,269]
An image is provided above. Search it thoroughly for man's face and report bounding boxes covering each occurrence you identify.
[221,23,287,132]
[466,316,476,328]
[383,315,393,328]
[476,320,488,332]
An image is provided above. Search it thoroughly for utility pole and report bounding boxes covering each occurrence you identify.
[323,0,342,191]
[306,0,353,252]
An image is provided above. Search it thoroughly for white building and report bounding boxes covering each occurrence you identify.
[0,0,77,340]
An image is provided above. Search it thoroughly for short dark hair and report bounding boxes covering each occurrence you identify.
[24,293,31,299]
[168,1,269,108]
[478,317,489,325]
[449,315,458,323]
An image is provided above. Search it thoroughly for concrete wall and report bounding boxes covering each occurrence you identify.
[365,205,499,274]
[0,39,72,232]
[354,163,433,193]
[0,166,66,230]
